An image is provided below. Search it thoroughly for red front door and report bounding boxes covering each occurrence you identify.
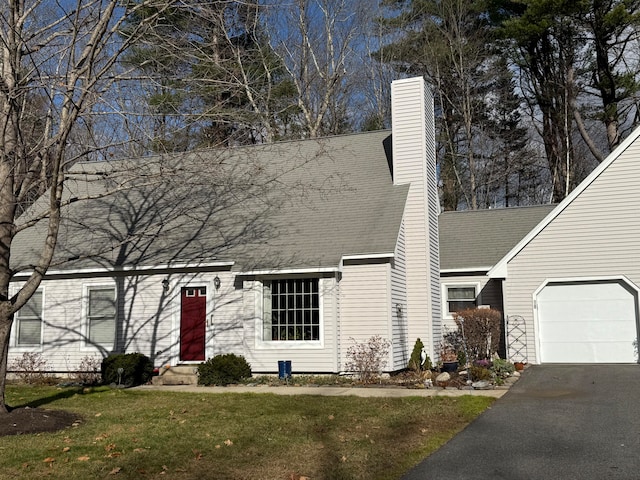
[180,287,207,361]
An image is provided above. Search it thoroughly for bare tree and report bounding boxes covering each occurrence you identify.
[266,0,370,138]
[0,0,174,413]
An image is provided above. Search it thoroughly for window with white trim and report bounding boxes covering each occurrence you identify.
[263,278,320,341]
[445,285,477,315]
[15,290,43,346]
[87,287,116,345]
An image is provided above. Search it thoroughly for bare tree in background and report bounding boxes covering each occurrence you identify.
[266,0,370,138]
[0,0,174,413]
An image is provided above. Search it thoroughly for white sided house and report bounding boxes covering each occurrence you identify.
[487,126,640,365]
[8,77,442,375]
[12,74,640,376]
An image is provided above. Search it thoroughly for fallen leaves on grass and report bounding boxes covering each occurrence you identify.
[109,467,122,475]
[43,457,55,463]
[77,456,90,461]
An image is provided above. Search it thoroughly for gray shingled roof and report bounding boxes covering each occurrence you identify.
[438,204,556,271]
[13,130,408,273]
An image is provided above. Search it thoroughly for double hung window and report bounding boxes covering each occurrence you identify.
[87,287,116,345]
[15,290,43,346]
[445,286,477,315]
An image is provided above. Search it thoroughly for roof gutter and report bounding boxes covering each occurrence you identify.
[12,261,236,279]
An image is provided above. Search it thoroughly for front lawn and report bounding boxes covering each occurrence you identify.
[0,386,493,480]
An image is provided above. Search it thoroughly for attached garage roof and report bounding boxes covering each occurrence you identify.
[438,205,556,272]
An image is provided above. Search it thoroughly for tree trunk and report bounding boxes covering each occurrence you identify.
[0,305,13,414]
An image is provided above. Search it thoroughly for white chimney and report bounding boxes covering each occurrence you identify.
[391,77,441,358]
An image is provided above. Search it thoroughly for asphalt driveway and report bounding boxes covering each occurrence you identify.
[402,364,640,479]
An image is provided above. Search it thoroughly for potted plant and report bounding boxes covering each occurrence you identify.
[440,344,459,373]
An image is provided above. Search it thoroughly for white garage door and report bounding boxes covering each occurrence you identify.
[537,281,638,363]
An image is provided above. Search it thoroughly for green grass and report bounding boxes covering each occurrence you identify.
[0,386,494,480]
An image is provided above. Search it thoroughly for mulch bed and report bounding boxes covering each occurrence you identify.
[0,407,82,437]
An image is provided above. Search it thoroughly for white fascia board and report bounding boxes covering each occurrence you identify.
[488,124,640,280]
[238,266,339,276]
[440,267,491,275]
[13,261,236,278]
[341,253,395,261]
[339,252,395,272]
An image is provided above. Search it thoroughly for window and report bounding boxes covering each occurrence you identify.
[15,290,43,346]
[87,287,116,345]
[263,279,319,341]
[445,286,477,315]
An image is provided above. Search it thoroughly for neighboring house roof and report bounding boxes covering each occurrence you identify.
[489,126,640,279]
[12,130,409,275]
[438,205,556,272]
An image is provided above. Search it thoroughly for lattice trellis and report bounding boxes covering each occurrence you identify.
[506,315,528,363]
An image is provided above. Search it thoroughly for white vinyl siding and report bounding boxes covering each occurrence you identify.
[87,287,116,346]
[391,77,440,359]
[15,290,43,346]
[7,272,240,372]
[502,137,640,363]
[391,220,409,370]
[340,262,391,371]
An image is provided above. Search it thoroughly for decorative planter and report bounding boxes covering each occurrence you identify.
[441,361,458,373]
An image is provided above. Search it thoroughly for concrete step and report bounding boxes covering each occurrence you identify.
[152,365,199,386]
[163,365,199,376]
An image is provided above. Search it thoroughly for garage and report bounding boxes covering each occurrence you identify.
[537,281,638,363]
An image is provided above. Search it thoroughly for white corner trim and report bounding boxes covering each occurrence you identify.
[488,124,640,279]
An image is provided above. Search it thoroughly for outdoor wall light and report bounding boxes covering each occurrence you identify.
[162,278,170,292]
[214,275,221,290]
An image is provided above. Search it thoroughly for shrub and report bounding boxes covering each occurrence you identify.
[101,353,153,387]
[454,308,502,362]
[9,352,49,384]
[468,365,492,381]
[74,355,102,385]
[346,335,391,384]
[491,357,515,382]
[198,354,252,386]
[408,338,430,371]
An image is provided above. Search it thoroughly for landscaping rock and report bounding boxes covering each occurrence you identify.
[472,380,492,390]
[435,372,450,384]
[504,376,519,385]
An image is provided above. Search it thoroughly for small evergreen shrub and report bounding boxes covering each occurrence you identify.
[408,338,430,371]
[101,353,153,387]
[198,354,252,386]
